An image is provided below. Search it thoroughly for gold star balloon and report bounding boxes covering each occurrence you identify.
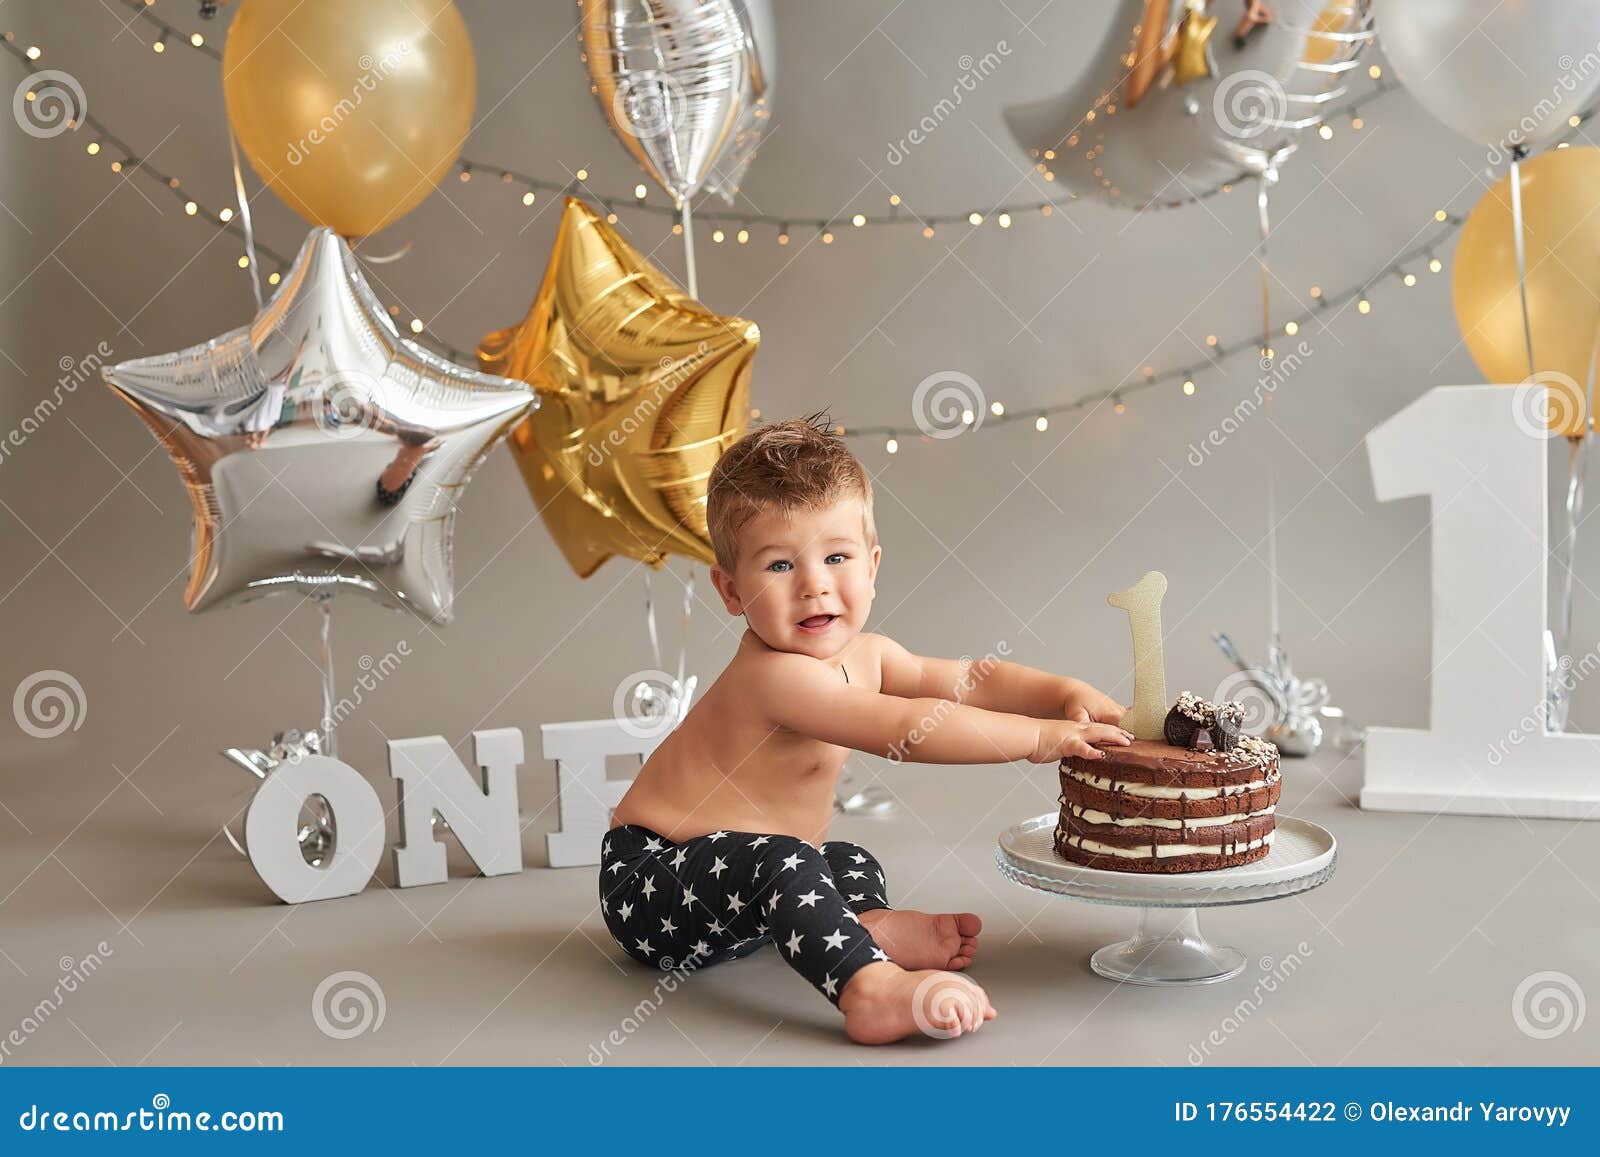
[478,198,759,579]
[1170,1,1218,86]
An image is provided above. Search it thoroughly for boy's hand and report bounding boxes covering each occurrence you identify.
[1029,720,1134,764]
[1063,678,1128,725]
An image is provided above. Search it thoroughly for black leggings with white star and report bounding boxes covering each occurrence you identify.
[598,824,894,1007]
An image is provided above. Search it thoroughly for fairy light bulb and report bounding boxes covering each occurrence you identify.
[268,272,281,286]
[1309,285,1322,299]
[712,228,726,243]
[997,212,1012,228]
[522,191,536,205]
[885,438,898,454]
[153,36,166,53]
[990,401,1004,416]
[1034,415,1049,432]
[1368,64,1381,79]
[1205,334,1218,347]
[191,33,205,47]
[575,168,588,180]
[25,45,40,60]
[821,230,834,244]
[1403,272,1417,287]
[1183,379,1195,396]
[1284,320,1298,335]
[922,226,935,238]
[410,318,425,333]
[1434,209,1447,221]
[968,211,983,225]
[961,408,974,425]
[86,141,100,155]
[851,213,866,227]
[1429,257,1443,273]
[1357,298,1371,314]
[1318,123,1333,140]
[1113,396,1126,415]
[237,255,249,268]
[888,194,901,206]
[736,228,749,244]
[184,200,198,215]
[634,183,647,199]
[777,229,790,245]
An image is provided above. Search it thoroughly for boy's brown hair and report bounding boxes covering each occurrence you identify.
[706,410,876,570]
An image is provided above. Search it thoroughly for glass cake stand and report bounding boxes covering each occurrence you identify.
[995,813,1337,986]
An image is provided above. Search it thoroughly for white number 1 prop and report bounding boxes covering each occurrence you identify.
[1364,384,1600,820]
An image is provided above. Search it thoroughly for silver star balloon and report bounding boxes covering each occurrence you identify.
[102,228,536,623]
[1005,0,1373,208]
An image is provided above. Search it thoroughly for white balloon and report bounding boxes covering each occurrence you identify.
[1377,0,1600,157]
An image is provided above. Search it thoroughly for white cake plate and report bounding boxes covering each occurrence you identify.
[996,813,1337,986]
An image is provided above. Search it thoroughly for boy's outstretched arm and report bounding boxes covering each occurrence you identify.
[752,652,1131,765]
[877,635,1128,723]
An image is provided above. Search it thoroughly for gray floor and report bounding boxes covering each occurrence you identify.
[1,737,1596,1067]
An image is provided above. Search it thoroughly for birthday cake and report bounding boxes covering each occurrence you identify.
[1054,692,1281,873]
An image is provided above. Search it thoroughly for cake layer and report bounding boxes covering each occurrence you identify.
[1060,771,1281,820]
[1053,826,1273,873]
[1062,738,1276,790]
[1062,800,1277,830]
[1060,810,1275,849]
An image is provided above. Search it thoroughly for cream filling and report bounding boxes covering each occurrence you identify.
[1064,831,1276,860]
[1066,768,1275,800]
[1068,803,1276,829]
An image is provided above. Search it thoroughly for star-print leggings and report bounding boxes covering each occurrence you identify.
[599,824,894,1007]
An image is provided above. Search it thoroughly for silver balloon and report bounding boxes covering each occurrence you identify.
[703,0,776,203]
[579,0,751,202]
[1006,0,1372,207]
[102,228,535,623]
[1376,0,1600,157]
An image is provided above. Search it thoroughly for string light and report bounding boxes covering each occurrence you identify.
[851,213,866,227]
[633,183,647,199]
[1284,320,1298,335]
[885,437,898,454]
[1182,379,1196,395]
[0,16,1482,437]
[1318,123,1334,140]
[1403,272,1416,286]
[989,401,1005,416]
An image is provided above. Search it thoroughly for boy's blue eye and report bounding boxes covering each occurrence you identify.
[767,560,791,572]
[826,553,847,564]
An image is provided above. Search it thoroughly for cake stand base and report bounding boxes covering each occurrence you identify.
[996,813,1337,987]
[1088,907,1245,985]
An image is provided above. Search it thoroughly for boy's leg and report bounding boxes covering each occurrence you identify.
[819,839,891,914]
[600,825,889,1006]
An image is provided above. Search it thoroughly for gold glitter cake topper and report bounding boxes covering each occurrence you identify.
[1107,571,1168,741]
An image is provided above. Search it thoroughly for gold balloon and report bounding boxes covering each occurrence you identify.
[1170,3,1217,87]
[1453,147,1600,437]
[222,0,476,238]
[479,198,759,578]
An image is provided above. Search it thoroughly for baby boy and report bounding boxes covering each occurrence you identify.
[602,413,1131,1044]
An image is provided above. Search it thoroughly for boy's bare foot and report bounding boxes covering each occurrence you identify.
[838,962,997,1045]
[859,908,981,970]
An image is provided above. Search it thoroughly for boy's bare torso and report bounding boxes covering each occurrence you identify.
[609,630,887,845]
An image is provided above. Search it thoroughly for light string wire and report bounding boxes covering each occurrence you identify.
[5,17,1471,445]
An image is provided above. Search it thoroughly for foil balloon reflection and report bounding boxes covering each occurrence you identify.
[1005,0,1372,207]
[102,228,535,623]
[703,0,776,203]
[579,0,754,202]
[478,198,759,578]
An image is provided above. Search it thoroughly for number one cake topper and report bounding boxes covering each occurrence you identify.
[1108,570,1169,741]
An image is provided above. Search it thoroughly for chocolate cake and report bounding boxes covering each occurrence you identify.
[1054,694,1280,873]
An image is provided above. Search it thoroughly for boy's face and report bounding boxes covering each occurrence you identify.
[710,496,880,659]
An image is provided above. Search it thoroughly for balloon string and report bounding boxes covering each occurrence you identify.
[1509,153,1537,379]
[317,595,337,761]
[228,125,263,312]
[643,568,664,673]
[681,199,699,300]
[1258,165,1281,656]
